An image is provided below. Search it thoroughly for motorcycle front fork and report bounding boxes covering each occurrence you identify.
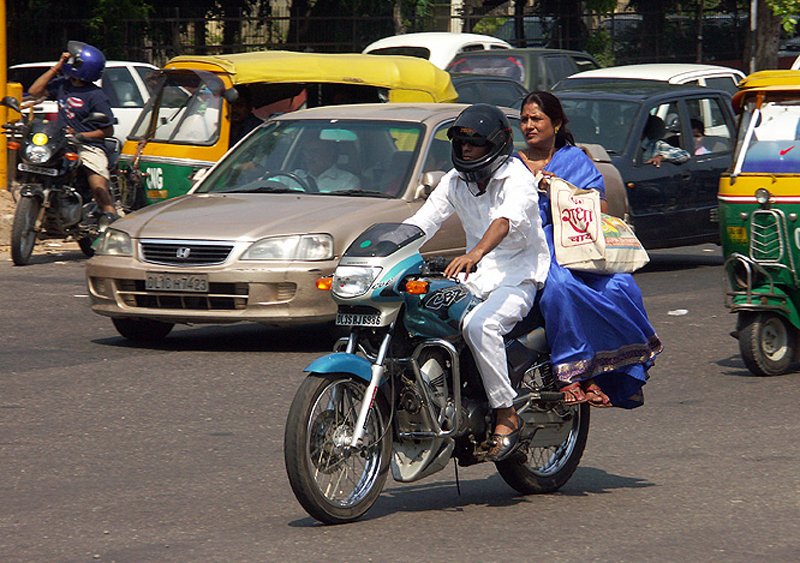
[349,330,392,447]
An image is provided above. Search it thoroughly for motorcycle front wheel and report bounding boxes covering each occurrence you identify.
[11,196,41,266]
[496,402,589,494]
[739,312,796,376]
[284,373,391,524]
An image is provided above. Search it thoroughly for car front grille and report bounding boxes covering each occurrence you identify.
[112,280,297,311]
[141,240,234,265]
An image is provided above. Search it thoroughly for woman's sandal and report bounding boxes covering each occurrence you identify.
[584,381,613,408]
[487,415,525,462]
[560,382,588,405]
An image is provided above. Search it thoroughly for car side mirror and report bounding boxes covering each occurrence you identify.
[190,167,209,184]
[414,171,445,200]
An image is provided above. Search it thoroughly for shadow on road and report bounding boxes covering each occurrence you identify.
[640,247,723,273]
[94,322,343,353]
[287,467,656,526]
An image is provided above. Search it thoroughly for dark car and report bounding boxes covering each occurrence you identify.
[446,48,600,91]
[552,81,736,249]
[449,73,528,107]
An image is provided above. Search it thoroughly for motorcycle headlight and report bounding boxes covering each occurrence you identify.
[331,266,382,298]
[241,234,333,261]
[94,228,133,256]
[24,144,53,164]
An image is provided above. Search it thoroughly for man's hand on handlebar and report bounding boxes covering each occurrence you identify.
[444,250,482,280]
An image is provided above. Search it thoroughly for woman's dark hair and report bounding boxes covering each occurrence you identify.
[521,91,574,149]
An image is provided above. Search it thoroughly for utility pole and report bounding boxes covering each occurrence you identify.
[1,0,7,189]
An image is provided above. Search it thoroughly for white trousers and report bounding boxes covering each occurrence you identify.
[462,281,538,409]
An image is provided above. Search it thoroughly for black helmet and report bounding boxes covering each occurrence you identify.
[447,104,513,184]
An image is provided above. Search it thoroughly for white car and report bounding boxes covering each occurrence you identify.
[8,60,159,145]
[363,32,511,69]
[554,63,746,95]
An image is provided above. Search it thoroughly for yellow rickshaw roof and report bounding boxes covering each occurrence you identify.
[732,70,800,112]
[164,50,457,102]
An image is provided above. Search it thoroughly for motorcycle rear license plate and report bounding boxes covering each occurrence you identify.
[146,272,208,293]
[336,312,381,326]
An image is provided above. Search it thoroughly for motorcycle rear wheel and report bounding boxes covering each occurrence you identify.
[496,402,589,494]
[284,373,391,524]
[11,196,41,266]
[739,312,796,376]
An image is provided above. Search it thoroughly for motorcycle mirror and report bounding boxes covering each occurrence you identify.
[1,96,22,114]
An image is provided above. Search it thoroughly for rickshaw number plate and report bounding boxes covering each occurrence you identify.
[727,226,748,245]
[336,312,381,326]
[146,272,209,293]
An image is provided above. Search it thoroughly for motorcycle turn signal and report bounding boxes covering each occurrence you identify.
[404,279,429,294]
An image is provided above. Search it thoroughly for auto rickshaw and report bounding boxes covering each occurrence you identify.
[121,51,458,204]
[719,70,800,375]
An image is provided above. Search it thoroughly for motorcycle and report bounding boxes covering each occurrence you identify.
[2,95,135,266]
[284,222,589,524]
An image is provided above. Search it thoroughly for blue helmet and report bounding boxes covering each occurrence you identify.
[63,41,106,83]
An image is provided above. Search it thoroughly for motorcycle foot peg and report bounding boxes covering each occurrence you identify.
[539,391,566,402]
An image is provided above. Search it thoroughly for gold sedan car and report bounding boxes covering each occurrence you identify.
[87,104,524,342]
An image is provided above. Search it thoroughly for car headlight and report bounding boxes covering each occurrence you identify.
[24,144,52,164]
[241,234,333,261]
[331,265,382,298]
[94,228,133,256]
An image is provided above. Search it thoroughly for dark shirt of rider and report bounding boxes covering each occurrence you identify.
[46,76,115,155]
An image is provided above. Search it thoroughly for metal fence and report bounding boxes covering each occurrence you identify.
[7,7,750,69]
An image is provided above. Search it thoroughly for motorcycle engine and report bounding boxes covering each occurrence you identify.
[55,189,84,226]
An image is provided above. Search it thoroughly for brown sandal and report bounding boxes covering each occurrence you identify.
[560,382,588,405]
[584,381,612,408]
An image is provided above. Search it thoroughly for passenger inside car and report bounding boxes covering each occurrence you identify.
[640,115,690,167]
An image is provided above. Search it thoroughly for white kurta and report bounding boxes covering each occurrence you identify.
[406,157,550,408]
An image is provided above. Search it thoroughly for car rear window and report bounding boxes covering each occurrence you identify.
[448,55,526,84]
[368,46,431,60]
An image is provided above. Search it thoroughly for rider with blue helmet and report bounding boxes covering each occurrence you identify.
[28,41,118,219]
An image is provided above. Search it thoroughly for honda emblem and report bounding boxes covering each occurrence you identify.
[176,247,191,259]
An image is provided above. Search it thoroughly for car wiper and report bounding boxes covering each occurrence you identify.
[328,189,394,198]
[221,186,304,194]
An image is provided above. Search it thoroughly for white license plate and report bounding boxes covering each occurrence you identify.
[336,312,382,327]
[145,272,209,293]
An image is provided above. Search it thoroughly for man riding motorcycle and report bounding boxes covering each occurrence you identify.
[28,40,118,221]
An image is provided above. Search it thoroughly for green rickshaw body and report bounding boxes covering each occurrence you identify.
[720,71,800,334]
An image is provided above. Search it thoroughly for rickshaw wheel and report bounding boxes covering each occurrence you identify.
[739,312,796,376]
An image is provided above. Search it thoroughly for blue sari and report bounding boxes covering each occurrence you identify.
[518,145,662,408]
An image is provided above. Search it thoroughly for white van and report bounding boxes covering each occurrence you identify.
[363,32,511,69]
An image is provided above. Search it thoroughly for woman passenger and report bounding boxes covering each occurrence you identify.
[515,91,662,408]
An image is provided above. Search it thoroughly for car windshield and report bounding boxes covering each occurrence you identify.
[129,71,222,145]
[734,98,800,174]
[560,98,641,154]
[196,118,425,197]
